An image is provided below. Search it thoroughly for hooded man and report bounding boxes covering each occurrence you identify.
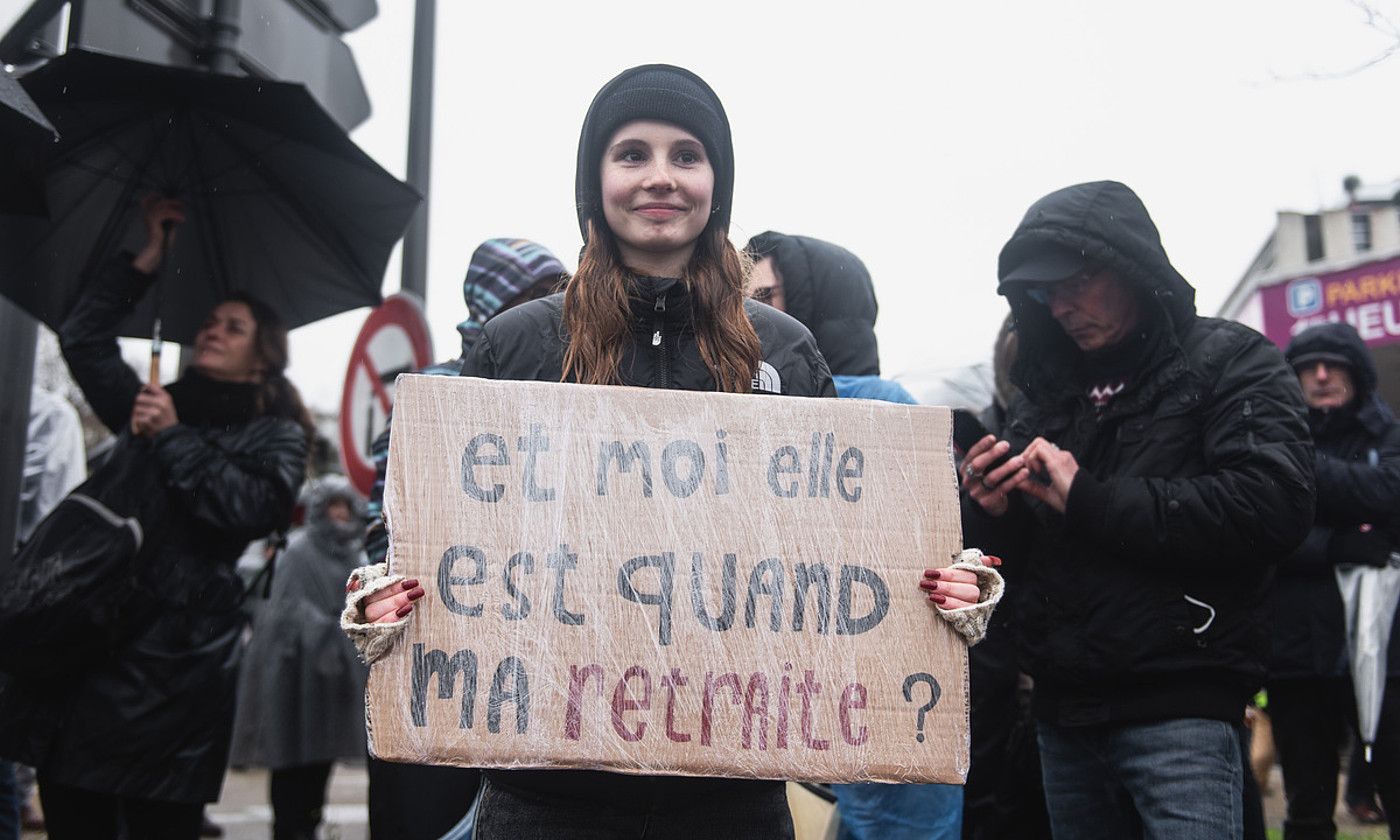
[960,181,1314,840]
[744,232,964,838]
[744,231,915,404]
[1267,322,1400,840]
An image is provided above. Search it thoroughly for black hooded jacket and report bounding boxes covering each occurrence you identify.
[745,232,880,377]
[1267,323,1400,680]
[463,276,834,398]
[459,274,834,808]
[965,181,1315,727]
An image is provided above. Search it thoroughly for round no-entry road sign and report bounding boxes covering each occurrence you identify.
[340,294,434,496]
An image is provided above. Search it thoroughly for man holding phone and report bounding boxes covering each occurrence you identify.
[960,181,1314,840]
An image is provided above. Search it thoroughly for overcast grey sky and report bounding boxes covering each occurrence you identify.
[8,1,1400,410]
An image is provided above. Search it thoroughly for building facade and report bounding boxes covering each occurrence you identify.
[1219,177,1400,406]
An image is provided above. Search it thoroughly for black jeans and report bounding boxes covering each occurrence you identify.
[1269,677,1400,839]
[366,756,480,840]
[36,774,203,840]
[474,775,795,840]
[269,762,333,840]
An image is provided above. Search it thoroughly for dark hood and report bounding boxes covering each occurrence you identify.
[745,231,880,377]
[1284,322,1378,401]
[997,181,1197,399]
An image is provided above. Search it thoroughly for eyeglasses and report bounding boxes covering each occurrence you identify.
[1024,269,1102,306]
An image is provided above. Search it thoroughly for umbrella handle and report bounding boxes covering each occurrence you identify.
[149,317,163,386]
[147,218,174,388]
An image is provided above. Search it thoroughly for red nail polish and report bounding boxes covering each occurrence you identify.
[407,588,424,601]
[927,570,941,579]
[395,604,412,618]
[931,594,947,604]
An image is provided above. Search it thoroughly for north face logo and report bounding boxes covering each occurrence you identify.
[752,362,781,394]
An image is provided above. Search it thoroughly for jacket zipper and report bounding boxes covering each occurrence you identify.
[652,293,671,388]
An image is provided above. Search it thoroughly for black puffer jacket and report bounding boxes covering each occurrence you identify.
[460,274,834,808]
[745,232,880,377]
[0,258,306,803]
[1267,323,1400,680]
[965,181,1315,727]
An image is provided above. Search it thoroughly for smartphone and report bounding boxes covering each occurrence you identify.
[952,409,1051,485]
[952,409,992,457]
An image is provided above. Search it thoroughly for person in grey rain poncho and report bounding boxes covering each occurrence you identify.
[230,476,369,840]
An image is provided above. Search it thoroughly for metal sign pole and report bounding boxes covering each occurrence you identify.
[0,5,61,567]
[0,301,38,564]
[399,0,435,302]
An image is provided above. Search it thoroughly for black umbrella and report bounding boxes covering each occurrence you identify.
[0,66,59,215]
[0,49,421,345]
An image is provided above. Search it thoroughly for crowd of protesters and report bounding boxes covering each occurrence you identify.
[1,60,1397,840]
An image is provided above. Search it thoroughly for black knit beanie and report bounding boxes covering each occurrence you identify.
[575,64,734,243]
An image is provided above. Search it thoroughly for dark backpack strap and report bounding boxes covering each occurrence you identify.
[242,530,288,603]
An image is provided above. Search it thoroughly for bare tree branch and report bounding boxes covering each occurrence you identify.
[1271,0,1400,81]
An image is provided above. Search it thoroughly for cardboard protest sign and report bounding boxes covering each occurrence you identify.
[368,375,968,783]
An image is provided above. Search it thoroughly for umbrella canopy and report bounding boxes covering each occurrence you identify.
[0,66,59,215]
[0,50,420,344]
[1335,557,1400,759]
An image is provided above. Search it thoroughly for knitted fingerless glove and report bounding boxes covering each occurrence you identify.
[341,562,411,665]
[935,548,1005,646]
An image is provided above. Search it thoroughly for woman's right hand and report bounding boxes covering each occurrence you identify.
[132,194,186,275]
[351,576,426,624]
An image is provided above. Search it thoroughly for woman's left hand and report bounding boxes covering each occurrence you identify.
[920,565,989,610]
[130,383,179,437]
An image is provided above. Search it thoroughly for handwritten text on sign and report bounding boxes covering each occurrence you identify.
[368,376,967,783]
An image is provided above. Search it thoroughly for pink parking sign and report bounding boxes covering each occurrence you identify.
[1259,256,1400,350]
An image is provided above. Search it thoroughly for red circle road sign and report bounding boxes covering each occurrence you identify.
[339,294,434,496]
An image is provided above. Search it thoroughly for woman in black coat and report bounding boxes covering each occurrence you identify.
[0,197,310,840]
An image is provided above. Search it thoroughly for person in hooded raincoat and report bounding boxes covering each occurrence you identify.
[230,475,369,840]
[342,64,1001,839]
[1266,322,1400,840]
[959,180,1314,840]
[744,231,964,839]
[360,237,565,840]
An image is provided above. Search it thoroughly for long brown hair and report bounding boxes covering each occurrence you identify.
[561,220,761,393]
[225,290,316,440]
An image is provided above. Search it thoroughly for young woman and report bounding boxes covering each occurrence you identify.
[349,64,993,839]
[0,196,311,840]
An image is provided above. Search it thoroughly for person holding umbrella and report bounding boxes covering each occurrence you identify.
[0,196,311,840]
[340,64,1001,838]
[1267,321,1400,839]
